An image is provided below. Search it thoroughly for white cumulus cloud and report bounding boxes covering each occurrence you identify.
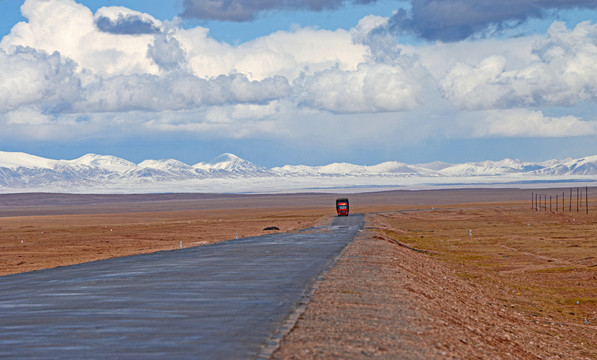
[472,110,597,138]
[440,21,597,110]
[1,0,160,76]
[176,26,368,81]
[297,63,421,113]
[0,46,80,112]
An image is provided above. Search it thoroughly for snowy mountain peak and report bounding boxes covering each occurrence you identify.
[195,153,239,166]
[193,153,267,173]
[0,151,58,170]
[572,155,597,164]
[70,154,137,172]
[214,153,241,162]
[560,155,597,175]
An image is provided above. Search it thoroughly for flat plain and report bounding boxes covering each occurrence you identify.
[0,189,533,275]
[1,189,595,358]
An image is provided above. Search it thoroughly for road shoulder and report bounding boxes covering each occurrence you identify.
[272,214,580,359]
[272,216,445,359]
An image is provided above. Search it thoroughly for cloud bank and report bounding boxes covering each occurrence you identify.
[1,0,597,155]
[472,110,597,138]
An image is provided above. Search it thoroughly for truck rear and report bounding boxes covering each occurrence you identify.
[336,198,349,216]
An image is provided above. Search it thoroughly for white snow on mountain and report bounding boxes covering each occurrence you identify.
[193,153,269,176]
[272,161,436,176]
[416,161,453,171]
[1,151,596,193]
[533,155,597,176]
[0,151,59,170]
[138,159,194,172]
[69,154,137,173]
[567,155,597,175]
[438,158,535,177]
[271,164,318,176]
[369,161,434,175]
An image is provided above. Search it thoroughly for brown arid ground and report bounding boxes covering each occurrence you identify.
[1,189,596,358]
[273,207,596,359]
[0,206,330,275]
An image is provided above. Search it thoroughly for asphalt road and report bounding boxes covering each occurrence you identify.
[0,214,363,359]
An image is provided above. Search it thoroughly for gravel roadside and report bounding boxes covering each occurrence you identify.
[272,215,445,359]
[272,214,588,359]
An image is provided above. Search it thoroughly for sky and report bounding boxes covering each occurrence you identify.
[1,0,597,167]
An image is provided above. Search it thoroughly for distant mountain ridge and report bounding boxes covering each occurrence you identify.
[193,153,269,176]
[0,151,596,192]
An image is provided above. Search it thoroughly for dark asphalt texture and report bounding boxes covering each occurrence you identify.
[0,214,363,359]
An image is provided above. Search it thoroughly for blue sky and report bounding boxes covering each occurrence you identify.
[1,0,597,167]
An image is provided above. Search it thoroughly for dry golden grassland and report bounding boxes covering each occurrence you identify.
[0,207,330,275]
[374,203,596,354]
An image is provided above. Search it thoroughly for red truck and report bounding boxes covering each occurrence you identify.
[336,198,349,216]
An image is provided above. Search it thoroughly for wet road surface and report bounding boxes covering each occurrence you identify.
[0,214,363,359]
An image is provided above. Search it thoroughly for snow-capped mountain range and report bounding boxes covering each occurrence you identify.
[1,151,596,193]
